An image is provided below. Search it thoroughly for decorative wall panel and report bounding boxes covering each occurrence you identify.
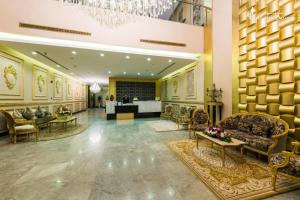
[116,81,156,102]
[32,65,48,100]
[239,0,300,145]
[0,51,24,99]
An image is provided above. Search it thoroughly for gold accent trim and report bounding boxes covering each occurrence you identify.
[19,23,91,36]
[140,39,186,47]
[0,101,86,108]
[162,100,204,105]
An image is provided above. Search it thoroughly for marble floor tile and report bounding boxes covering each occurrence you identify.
[0,109,299,200]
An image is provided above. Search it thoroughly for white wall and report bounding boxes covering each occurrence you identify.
[0,0,204,54]
[212,0,232,117]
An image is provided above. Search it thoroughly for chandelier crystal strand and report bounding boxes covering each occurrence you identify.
[55,0,177,27]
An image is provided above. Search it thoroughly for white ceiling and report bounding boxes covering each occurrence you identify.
[1,41,195,85]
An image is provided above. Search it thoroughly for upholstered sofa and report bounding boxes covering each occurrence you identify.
[219,112,289,158]
[189,109,209,139]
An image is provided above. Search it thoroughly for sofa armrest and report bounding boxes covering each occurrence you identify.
[269,151,294,169]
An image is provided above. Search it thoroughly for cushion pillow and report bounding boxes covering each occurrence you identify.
[22,107,34,120]
[12,110,24,119]
[238,115,252,132]
[221,115,241,129]
[35,106,45,118]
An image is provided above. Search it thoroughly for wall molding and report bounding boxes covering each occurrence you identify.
[0,100,86,108]
[162,100,204,105]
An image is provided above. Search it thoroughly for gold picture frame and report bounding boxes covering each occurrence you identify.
[32,65,48,100]
[53,73,63,100]
[66,79,73,100]
[185,67,197,99]
[0,51,24,100]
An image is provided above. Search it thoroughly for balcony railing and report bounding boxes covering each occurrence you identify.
[162,0,212,27]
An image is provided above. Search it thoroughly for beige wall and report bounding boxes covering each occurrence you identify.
[212,0,233,118]
[0,44,87,113]
[0,0,204,54]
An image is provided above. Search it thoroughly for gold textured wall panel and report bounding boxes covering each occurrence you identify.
[238,0,299,146]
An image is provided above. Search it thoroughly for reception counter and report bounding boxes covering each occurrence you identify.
[106,101,161,120]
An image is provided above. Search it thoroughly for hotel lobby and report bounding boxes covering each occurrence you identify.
[0,0,300,199]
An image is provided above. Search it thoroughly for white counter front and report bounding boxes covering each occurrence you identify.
[133,101,161,113]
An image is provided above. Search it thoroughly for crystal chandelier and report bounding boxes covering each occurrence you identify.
[55,0,178,27]
[90,82,101,93]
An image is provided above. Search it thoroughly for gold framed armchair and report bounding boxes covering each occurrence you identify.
[177,106,196,129]
[269,141,300,190]
[160,105,173,120]
[189,109,209,139]
[0,110,39,144]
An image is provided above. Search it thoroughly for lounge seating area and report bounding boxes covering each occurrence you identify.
[219,113,289,158]
[1,0,300,199]
[0,105,77,143]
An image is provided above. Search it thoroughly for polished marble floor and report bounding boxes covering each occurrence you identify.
[0,109,299,200]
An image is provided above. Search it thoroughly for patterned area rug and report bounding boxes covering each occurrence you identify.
[167,139,300,200]
[146,120,186,132]
[39,124,89,141]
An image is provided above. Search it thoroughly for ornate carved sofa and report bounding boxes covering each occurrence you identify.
[269,141,300,190]
[189,109,209,138]
[219,112,289,158]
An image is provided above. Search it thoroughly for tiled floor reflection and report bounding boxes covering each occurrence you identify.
[0,109,299,200]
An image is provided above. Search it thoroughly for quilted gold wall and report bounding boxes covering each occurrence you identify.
[238,0,300,144]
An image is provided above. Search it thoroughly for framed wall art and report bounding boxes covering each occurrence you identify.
[75,83,81,100]
[185,68,197,99]
[81,84,85,100]
[32,65,48,100]
[66,79,73,100]
[172,76,180,98]
[53,73,63,100]
[0,51,24,99]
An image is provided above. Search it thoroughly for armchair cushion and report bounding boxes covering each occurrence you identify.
[194,110,208,124]
[15,125,36,131]
[270,153,300,177]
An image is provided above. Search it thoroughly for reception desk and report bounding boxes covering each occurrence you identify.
[106,101,161,120]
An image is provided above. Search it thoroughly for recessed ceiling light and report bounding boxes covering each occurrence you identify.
[56,64,60,68]
[126,55,130,59]
[72,51,77,55]
[108,71,111,74]
[123,72,127,75]
[100,53,105,57]
[137,72,141,75]
[168,59,172,63]
[147,57,151,61]
[0,33,199,60]
[32,51,37,55]
[151,73,154,76]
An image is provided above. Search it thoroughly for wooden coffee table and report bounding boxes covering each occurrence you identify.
[196,131,246,167]
[49,116,77,133]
